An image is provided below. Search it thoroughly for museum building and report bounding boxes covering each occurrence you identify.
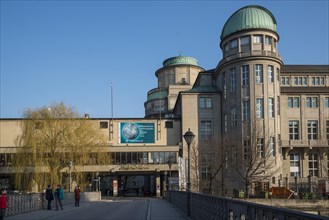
[0,5,328,197]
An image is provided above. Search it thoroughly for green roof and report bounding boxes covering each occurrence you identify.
[163,56,198,67]
[221,5,277,40]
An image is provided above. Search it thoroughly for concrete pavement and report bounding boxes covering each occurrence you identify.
[6,197,188,220]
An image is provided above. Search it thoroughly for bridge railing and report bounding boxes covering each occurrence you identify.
[6,192,100,217]
[164,191,328,220]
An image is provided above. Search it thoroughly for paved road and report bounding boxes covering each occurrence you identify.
[6,197,188,220]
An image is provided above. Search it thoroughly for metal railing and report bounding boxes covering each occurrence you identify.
[164,191,328,220]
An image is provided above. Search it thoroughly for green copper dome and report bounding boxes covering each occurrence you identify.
[221,5,277,40]
[163,56,198,67]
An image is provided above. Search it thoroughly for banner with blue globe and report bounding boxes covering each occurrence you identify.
[119,122,155,143]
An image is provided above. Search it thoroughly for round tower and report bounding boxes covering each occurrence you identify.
[216,5,283,195]
[145,56,204,118]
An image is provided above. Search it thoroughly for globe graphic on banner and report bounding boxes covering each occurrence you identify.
[122,123,140,140]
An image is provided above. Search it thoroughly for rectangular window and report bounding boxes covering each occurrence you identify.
[241,36,250,45]
[327,120,329,140]
[325,97,329,107]
[243,101,250,121]
[281,76,290,85]
[307,120,318,140]
[231,68,237,92]
[242,65,249,86]
[255,64,263,83]
[200,120,212,140]
[269,137,275,156]
[268,65,274,82]
[199,97,212,109]
[256,98,264,118]
[290,154,300,177]
[289,120,299,140]
[230,39,238,48]
[100,121,108,129]
[306,97,318,108]
[231,108,237,127]
[288,97,300,108]
[268,98,274,118]
[257,138,265,158]
[253,35,263,43]
[265,36,272,45]
[309,153,318,177]
[244,140,251,160]
[165,121,173,128]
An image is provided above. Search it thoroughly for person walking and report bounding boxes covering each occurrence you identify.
[74,186,81,207]
[0,189,8,220]
[54,185,64,210]
[45,184,54,210]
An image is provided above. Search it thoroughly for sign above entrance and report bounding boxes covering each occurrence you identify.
[118,122,155,143]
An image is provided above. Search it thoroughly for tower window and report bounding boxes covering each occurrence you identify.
[255,65,263,83]
[253,35,263,44]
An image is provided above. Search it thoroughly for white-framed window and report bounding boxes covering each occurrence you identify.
[265,36,272,45]
[268,65,274,82]
[307,120,318,140]
[257,138,265,158]
[199,97,212,109]
[312,77,325,85]
[288,97,300,108]
[255,64,263,83]
[200,120,212,140]
[268,98,274,118]
[243,101,250,121]
[256,98,264,118]
[290,153,300,177]
[294,76,308,85]
[306,97,318,108]
[325,97,329,107]
[269,137,275,156]
[242,65,249,86]
[253,35,263,43]
[230,68,237,92]
[281,76,290,85]
[308,153,318,177]
[240,36,250,45]
[230,39,238,48]
[231,107,237,127]
[201,165,210,180]
[289,120,299,140]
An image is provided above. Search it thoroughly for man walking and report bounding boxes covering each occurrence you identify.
[45,184,54,210]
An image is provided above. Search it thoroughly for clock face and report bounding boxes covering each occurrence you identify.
[122,123,140,140]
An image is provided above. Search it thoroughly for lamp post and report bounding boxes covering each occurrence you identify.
[183,128,195,217]
[168,155,173,190]
[68,161,73,192]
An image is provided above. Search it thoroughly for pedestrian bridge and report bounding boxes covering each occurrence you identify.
[5,191,329,220]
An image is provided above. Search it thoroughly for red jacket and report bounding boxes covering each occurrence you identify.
[0,194,7,209]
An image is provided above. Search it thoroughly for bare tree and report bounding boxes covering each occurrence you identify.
[232,123,280,197]
[13,102,108,192]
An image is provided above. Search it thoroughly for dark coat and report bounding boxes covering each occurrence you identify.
[74,188,81,200]
[45,188,54,201]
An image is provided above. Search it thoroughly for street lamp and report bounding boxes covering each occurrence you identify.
[183,128,195,217]
[68,161,73,192]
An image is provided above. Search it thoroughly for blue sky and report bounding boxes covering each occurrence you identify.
[1,0,328,119]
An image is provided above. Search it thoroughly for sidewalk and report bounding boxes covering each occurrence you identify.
[6,202,95,220]
[6,198,188,220]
